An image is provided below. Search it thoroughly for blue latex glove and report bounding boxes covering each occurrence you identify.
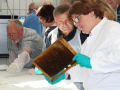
[44,70,65,85]
[72,53,92,68]
[35,67,43,74]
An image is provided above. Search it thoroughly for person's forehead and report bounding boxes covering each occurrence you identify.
[7,29,17,33]
[55,12,68,20]
[7,24,17,31]
[29,5,34,9]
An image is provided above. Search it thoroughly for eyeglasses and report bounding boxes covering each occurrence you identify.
[28,9,33,11]
[57,20,69,25]
[73,14,81,25]
[7,31,19,37]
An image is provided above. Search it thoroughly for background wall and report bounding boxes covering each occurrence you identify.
[0,0,61,15]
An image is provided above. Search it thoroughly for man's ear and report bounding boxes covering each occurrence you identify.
[20,28,23,34]
[21,28,23,31]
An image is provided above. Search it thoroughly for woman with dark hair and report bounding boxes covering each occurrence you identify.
[35,3,57,75]
[36,3,57,43]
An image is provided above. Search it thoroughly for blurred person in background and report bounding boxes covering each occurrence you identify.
[104,0,120,22]
[28,2,35,14]
[23,0,51,36]
[96,0,117,21]
[104,0,120,12]
[27,3,56,75]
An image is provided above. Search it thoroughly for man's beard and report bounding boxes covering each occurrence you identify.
[12,39,20,43]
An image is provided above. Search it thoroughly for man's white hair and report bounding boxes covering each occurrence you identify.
[34,0,51,9]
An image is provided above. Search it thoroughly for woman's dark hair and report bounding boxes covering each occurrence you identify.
[36,3,55,23]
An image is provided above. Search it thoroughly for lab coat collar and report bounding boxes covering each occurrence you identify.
[90,17,107,36]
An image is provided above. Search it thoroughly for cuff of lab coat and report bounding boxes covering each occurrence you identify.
[91,57,104,74]
[66,64,82,83]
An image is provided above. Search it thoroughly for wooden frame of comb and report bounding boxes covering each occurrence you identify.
[32,35,77,81]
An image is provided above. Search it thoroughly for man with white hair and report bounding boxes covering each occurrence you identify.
[6,19,43,74]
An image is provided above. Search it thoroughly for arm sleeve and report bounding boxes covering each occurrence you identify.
[13,51,30,72]
[91,27,120,74]
[22,30,43,59]
[65,64,82,83]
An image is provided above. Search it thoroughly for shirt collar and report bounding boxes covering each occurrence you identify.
[58,26,77,41]
[90,17,107,35]
[32,9,36,14]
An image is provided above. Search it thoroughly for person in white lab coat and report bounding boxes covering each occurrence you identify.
[44,0,120,90]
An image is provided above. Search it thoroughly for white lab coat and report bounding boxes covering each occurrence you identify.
[69,17,120,90]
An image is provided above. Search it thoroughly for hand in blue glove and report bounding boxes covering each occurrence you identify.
[44,70,65,85]
[72,53,92,68]
[35,67,43,74]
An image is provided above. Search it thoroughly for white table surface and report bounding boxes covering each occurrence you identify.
[0,68,78,90]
